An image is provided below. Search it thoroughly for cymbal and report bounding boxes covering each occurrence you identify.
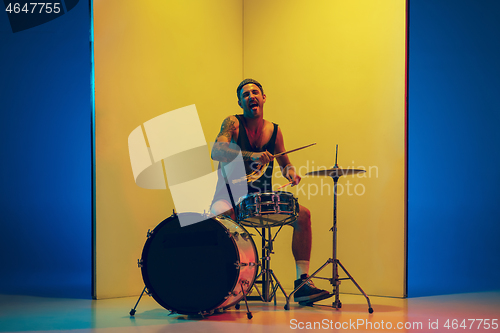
[305,168,366,177]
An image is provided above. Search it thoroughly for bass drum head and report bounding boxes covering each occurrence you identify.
[141,213,240,315]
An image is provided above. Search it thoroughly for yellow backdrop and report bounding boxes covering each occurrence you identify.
[243,0,406,298]
[93,0,243,299]
[94,0,406,299]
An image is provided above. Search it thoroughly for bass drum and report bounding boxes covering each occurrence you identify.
[140,212,258,315]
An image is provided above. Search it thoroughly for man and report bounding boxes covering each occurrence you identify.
[210,78,330,303]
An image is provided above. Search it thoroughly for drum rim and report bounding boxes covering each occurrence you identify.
[213,215,259,309]
[237,214,298,228]
[242,190,295,197]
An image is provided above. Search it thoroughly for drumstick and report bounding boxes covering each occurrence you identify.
[273,142,316,157]
[277,181,293,189]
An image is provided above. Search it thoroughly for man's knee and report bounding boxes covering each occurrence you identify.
[293,205,311,230]
[299,205,311,221]
[211,200,234,219]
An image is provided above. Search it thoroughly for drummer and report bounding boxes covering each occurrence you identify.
[210,78,330,304]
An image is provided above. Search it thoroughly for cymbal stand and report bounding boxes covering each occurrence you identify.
[284,169,373,313]
[327,174,373,312]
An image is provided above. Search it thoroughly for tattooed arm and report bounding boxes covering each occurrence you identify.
[211,116,238,162]
[211,116,274,164]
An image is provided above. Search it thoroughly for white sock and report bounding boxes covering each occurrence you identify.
[296,260,310,279]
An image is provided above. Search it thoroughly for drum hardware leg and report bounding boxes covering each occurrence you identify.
[268,269,288,305]
[269,274,276,305]
[246,226,288,303]
[267,227,274,254]
[271,223,285,242]
[250,281,265,301]
[239,281,253,319]
[247,268,265,302]
[263,227,272,302]
[261,227,269,301]
[129,286,147,316]
[254,269,263,281]
[261,227,288,303]
[337,259,373,313]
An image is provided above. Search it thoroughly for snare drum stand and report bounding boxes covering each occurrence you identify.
[246,225,289,304]
[284,168,373,313]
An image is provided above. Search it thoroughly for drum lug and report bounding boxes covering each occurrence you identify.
[202,210,211,219]
[137,259,143,268]
[224,291,239,299]
[240,232,254,240]
[200,309,215,317]
[226,230,239,239]
[234,261,248,269]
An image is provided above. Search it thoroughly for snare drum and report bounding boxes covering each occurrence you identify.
[237,191,299,227]
[140,212,258,315]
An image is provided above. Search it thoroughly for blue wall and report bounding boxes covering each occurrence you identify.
[0,0,498,299]
[408,0,500,296]
[0,1,91,298]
